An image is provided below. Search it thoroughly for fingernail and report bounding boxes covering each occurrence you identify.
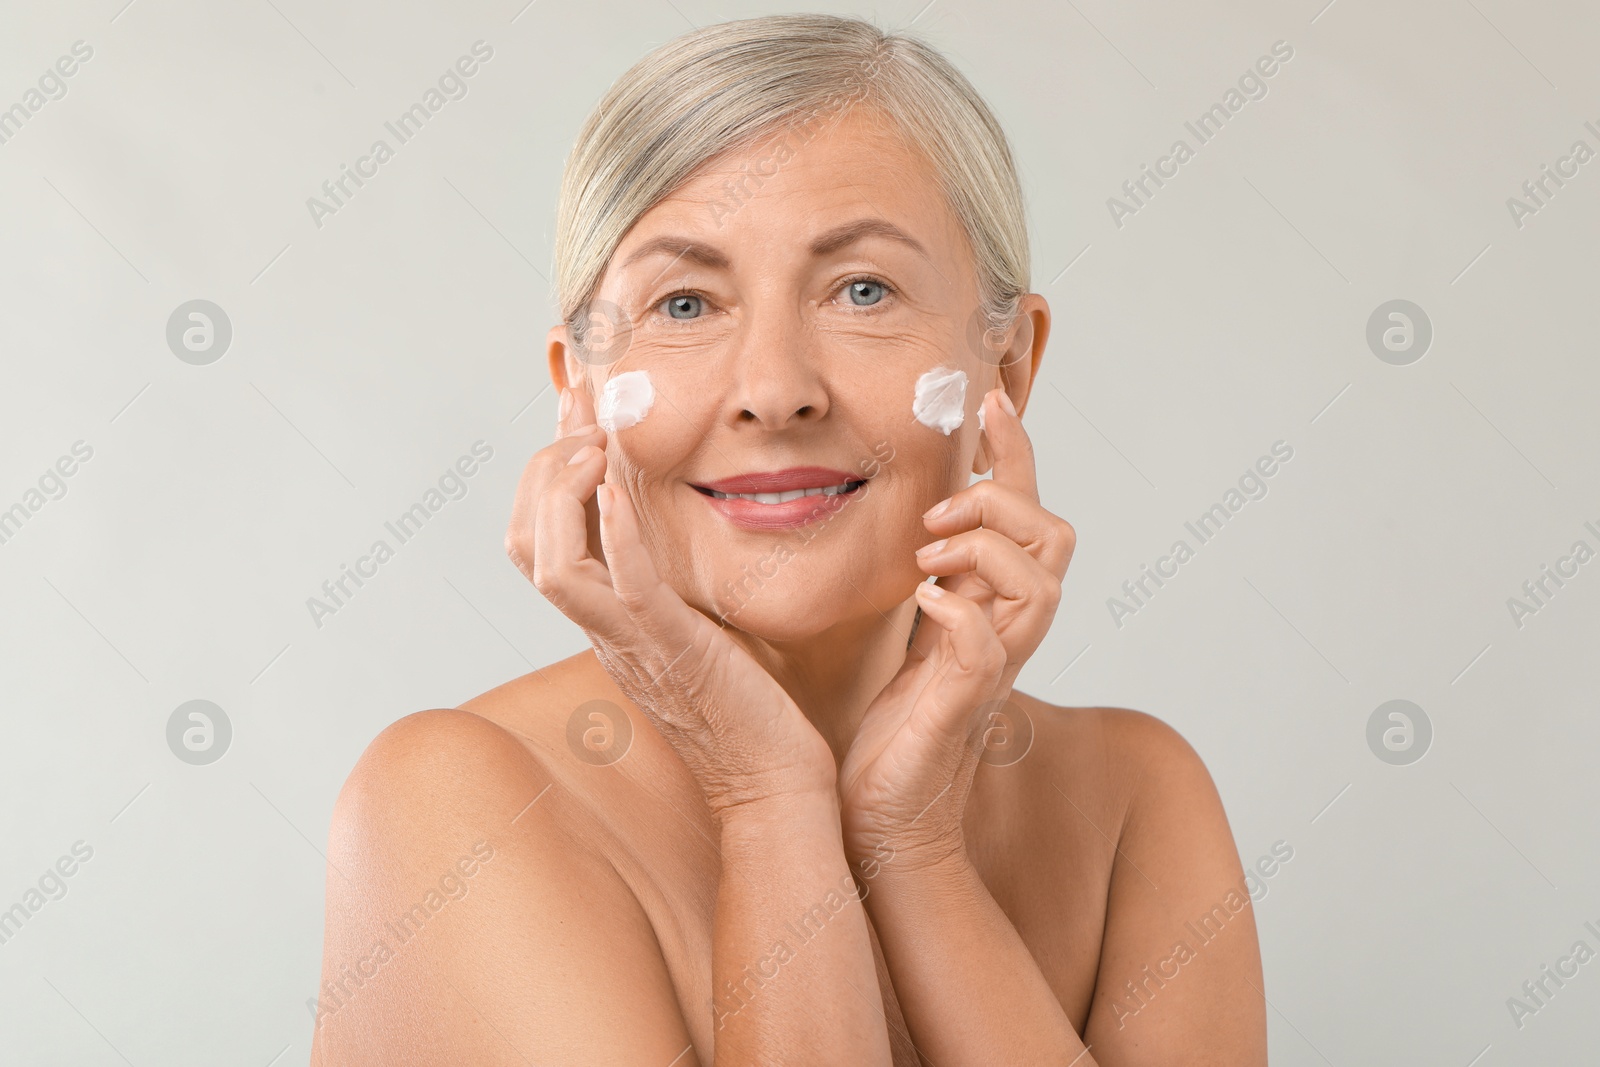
[918,582,945,598]
[916,538,947,557]
[923,498,951,521]
[567,444,595,466]
[596,483,612,517]
[566,422,598,437]
[997,391,1017,418]
[558,386,573,424]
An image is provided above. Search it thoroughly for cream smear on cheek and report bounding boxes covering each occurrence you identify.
[596,370,655,432]
[912,366,968,435]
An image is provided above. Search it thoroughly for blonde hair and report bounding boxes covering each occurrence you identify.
[551,13,1030,352]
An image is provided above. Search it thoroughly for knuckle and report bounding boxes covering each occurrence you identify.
[529,561,557,600]
[528,447,570,486]
[974,527,1008,557]
[506,540,531,578]
[613,583,651,614]
[528,559,560,601]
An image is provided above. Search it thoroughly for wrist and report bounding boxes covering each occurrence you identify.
[705,747,839,822]
[713,784,841,835]
[846,825,971,886]
[715,789,851,878]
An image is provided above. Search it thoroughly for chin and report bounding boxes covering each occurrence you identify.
[698,560,918,641]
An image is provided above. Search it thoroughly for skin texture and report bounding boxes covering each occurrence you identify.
[311,106,1268,1065]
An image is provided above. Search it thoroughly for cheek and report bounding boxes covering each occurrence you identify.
[894,359,983,482]
[869,414,969,522]
[866,321,992,437]
[591,365,697,457]
[906,431,969,505]
[595,369,655,432]
[594,373,706,528]
[911,366,969,434]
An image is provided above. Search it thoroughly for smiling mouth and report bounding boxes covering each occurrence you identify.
[695,480,867,504]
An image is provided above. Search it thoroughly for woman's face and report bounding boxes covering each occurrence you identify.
[550,106,1043,640]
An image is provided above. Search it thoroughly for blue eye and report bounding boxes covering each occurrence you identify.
[846,279,887,306]
[664,294,703,319]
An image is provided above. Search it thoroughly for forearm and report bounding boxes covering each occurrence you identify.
[710,792,893,1066]
[863,850,1095,1065]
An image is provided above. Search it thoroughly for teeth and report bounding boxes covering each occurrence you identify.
[709,481,860,503]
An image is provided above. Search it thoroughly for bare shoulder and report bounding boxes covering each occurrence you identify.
[335,706,552,823]
[1009,695,1239,890]
[452,652,603,764]
[1017,695,1208,775]
[1034,702,1232,865]
[1010,697,1266,1064]
[311,696,699,1066]
[1000,695,1214,825]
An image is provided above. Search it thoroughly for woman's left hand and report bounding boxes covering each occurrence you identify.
[838,387,1076,875]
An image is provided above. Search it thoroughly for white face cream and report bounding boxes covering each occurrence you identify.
[596,370,655,433]
[912,366,968,435]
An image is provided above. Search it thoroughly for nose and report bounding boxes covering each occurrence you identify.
[721,298,830,431]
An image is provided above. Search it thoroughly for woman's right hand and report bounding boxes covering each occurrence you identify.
[505,383,838,819]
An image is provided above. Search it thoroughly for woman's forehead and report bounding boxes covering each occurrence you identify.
[612,116,970,282]
[678,108,937,207]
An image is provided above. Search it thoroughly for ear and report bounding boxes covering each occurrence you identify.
[971,293,1051,476]
[547,321,584,397]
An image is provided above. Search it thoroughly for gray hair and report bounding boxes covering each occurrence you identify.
[552,13,1031,356]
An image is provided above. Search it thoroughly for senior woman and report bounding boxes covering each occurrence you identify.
[312,13,1266,1066]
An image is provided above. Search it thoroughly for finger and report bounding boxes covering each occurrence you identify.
[505,423,607,580]
[595,477,713,672]
[566,378,601,434]
[910,582,1007,740]
[551,372,607,438]
[922,478,1075,580]
[526,441,632,635]
[916,528,1046,606]
[554,384,574,440]
[917,528,1060,660]
[980,388,1038,502]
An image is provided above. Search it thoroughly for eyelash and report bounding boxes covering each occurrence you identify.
[654,274,898,320]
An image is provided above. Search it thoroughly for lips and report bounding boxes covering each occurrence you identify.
[691,466,869,531]
[693,466,863,495]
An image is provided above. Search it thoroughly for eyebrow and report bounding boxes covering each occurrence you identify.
[618,218,929,273]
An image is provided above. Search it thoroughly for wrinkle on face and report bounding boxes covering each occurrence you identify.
[560,105,1005,652]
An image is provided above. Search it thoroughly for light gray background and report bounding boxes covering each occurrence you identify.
[2,0,1596,1063]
